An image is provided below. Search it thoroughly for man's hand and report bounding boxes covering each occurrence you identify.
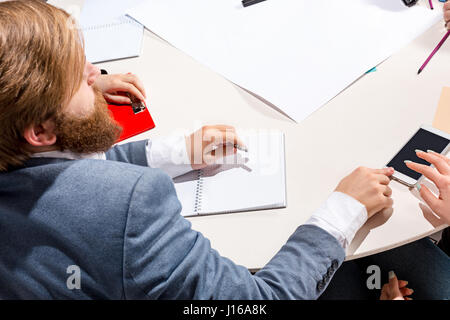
[405,150,450,226]
[380,271,413,300]
[445,1,450,30]
[185,125,247,170]
[335,167,394,218]
[94,73,147,105]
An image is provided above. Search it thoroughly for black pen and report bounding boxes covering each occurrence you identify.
[242,0,267,8]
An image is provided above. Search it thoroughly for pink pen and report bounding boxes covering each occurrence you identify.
[429,0,433,10]
[418,30,450,74]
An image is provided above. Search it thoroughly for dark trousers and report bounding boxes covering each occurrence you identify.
[438,227,450,257]
[319,236,450,300]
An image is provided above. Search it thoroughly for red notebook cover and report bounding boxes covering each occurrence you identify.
[107,102,156,142]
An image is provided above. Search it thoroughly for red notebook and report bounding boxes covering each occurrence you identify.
[107,101,155,142]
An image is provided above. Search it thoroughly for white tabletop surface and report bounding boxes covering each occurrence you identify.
[54,0,449,270]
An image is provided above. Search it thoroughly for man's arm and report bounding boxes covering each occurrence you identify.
[122,170,345,300]
[105,136,192,178]
[105,126,247,179]
[105,140,149,167]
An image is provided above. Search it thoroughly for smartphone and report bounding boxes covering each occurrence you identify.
[387,125,450,187]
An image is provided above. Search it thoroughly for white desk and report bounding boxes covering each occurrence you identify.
[57,0,449,270]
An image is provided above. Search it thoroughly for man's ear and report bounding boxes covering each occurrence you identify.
[23,119,57,147]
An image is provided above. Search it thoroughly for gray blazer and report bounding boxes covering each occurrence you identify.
[0,141,344,299]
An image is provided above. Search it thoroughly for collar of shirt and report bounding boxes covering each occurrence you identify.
[30,150,106,161]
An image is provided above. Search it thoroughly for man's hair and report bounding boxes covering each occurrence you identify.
[0,0,85,171]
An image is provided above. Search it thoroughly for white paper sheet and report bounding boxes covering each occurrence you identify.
[127,0,442,122]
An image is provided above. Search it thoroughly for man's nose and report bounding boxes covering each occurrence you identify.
[87,63,100,86]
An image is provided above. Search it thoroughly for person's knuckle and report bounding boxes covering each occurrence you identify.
[369,179,378,188]
[355,166,365,174]
[112,78,122,86]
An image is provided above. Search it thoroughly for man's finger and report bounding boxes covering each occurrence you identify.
[416,150,450,176]
[223,130,247,151]
[124,74,147,99]
[376,174,391,185]
[383,186,393,197]
[204,129,247,152]
[373,167,395,177]
[121,83,146,102]
[103,93,131,105]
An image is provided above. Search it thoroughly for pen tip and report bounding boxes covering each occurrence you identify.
[417,69,422,75]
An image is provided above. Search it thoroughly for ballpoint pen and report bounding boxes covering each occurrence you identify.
[418,30,450,74]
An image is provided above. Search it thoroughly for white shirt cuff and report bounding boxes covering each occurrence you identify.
[146,134,193,178]
[305,192,368,249]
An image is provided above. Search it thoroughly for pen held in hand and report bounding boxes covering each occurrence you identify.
[209,143,249,154]
[418,30,450,74]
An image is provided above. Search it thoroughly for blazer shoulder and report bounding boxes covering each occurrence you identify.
[58,159,171,201]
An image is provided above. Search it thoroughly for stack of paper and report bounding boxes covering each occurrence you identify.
[127,0,442,122]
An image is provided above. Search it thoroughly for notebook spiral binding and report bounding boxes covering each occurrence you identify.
[80,16,139,31]
[193,170,204,214]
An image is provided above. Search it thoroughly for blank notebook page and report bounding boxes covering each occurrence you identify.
[174,131,286,217]
[79,0,144,63]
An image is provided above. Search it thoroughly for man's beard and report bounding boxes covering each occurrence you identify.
[53,89,122,154]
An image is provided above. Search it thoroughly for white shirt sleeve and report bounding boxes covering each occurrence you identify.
[145,134,193,179]
[304,192,368,249]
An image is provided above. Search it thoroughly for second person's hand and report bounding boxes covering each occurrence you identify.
[445,1,450,30]
[380,271,413,300]
[405,150,450,226]
[335,167,395,219]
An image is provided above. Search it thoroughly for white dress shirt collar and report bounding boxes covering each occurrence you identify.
[30,150,106,161]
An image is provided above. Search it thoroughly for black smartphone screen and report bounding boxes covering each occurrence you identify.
[387,128,449,181]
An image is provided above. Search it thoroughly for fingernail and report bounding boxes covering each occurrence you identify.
[404,160,412,164]
[427,150,437,154]
[389,271,396,280]
[415,149,424,154]
[416,184,421,192]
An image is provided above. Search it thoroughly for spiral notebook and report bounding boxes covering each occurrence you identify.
[79,0,144,63]
[173,132,286,217]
